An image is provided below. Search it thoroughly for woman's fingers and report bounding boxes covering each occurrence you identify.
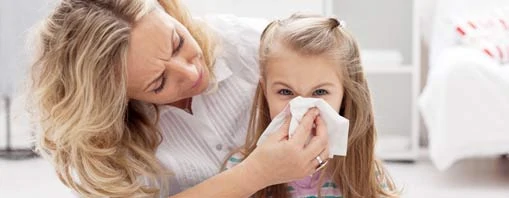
[278,114,292,140]
[305,116,330,175]
[267,114,292,142]
[309,146,330,168]
[303,146,329,176]
[304,115,330,163]
[290,108,319,146]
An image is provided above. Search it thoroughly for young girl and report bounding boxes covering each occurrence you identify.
[223,14,399,198]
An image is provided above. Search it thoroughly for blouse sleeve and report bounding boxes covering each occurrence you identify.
[203,15,269,84]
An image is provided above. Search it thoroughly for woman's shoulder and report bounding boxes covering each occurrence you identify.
[202,15,269,80]
[203,15,269,40]
[202,14,268,53]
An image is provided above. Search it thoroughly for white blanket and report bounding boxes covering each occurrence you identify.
[420,46,509,170]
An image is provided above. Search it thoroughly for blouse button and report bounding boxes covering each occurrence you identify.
[215,144,223,151]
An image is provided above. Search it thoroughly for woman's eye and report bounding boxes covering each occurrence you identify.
[153,74,167,94]
[172,34,184,56]
[277,89,293,96]
[313,89,329,96]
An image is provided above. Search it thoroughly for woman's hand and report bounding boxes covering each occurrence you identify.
[172,108,330,198]
[242,108,330,187]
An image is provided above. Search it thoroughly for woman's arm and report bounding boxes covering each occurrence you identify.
[171,159,266,198]
[171,108,328,198]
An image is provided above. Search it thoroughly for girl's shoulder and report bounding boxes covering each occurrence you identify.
[223,151,246,171]
[374,161,399,197]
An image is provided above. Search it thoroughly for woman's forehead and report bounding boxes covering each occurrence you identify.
[129,11,175,62]
[132,10,175,39]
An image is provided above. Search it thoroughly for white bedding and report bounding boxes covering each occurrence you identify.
[420,46,509,170]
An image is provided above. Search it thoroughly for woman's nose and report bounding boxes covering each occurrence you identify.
[169,57,199,82]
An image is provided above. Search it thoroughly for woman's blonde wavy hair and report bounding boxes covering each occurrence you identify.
[228,14,400,198]
[30,0,216,197]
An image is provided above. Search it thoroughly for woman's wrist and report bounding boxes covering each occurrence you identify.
[171,157,269,198]
[235,156,270,193]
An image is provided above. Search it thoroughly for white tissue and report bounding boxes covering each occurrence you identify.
[256,96,350,157]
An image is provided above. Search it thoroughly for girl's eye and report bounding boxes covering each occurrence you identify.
[277,89,293,96]
[313,89,329,96]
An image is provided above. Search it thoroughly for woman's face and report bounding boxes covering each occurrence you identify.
[126,9,210,105]
[263,49,345,119]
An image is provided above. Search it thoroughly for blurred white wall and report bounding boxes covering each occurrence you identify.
[0,0,54,148]
[0,0,53,95]
[182,0,326,19]
[332,0,414,64]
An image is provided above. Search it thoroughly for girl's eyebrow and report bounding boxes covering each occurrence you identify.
[272,81,292,88]
[272,81,336,90]
[311,82,335,90]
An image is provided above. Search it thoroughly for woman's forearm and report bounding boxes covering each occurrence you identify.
[171,109,325,197]
[170,161,266,198]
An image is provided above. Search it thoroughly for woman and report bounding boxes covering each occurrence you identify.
[30,0,329,197]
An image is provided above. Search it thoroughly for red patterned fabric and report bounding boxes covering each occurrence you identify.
[453,14,509,63]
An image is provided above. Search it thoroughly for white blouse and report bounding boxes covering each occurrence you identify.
[155,15,268,195]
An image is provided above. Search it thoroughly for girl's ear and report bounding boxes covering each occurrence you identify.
[259,79,266,95]
[258,76,267,96]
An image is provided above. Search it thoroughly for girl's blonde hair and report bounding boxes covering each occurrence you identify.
[30,0,216,197]
[233,14,399,198]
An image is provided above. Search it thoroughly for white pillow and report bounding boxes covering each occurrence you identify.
[452,10,509,63]
[430,0,509,68]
